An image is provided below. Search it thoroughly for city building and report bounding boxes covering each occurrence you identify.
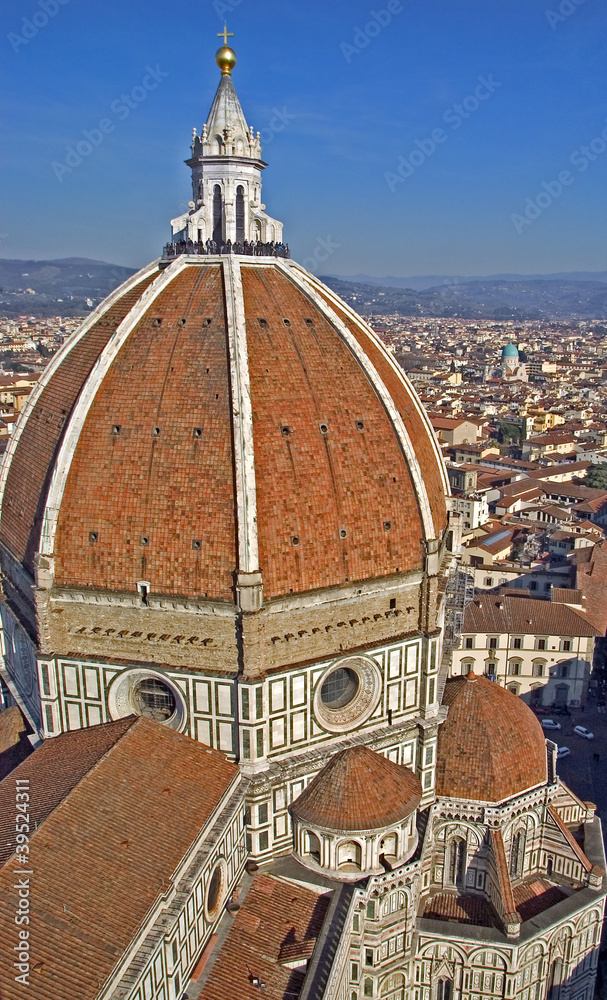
[500,343,527,382]
[452,593,600,708]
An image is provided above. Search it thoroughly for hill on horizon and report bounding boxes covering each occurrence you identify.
[1,258,606,321]
[330,270,607,292]
[0,257,136,317]
[320,275,607,322]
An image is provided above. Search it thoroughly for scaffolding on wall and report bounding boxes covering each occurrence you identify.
[439,567,475,700]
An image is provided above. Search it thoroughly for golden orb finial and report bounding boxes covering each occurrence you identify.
[216,25,236,75]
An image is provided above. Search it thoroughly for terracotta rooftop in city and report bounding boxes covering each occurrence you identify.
[436,672,547,803]
[196,873,331,1000]
[290,745,422,831]
[462,593,601,638]
[0,716,239,1000]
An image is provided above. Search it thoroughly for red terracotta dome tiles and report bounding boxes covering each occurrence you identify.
[436,673,547,803]
[0,268,157,572]
[311,288,448,539]
[54,265,237,599]
[242,266,424,597]
[290,745,421,831]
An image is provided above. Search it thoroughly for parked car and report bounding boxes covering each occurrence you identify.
[557,746,571,759]
[574,726,594,740]
[541,719,562,730]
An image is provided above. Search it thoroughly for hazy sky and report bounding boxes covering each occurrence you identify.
[1,0,606,276]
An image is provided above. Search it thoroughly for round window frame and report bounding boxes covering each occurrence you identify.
[107,668,187,731]
[205,858,228,922]
[313,655,381,733]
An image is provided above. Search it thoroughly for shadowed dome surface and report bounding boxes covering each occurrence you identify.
[436,672,547,803]
[0,256,448,603]
[290,745,422,831]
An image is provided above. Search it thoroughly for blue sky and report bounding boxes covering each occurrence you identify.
[1,0,606,276]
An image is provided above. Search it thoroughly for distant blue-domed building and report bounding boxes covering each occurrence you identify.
[501,341,527,381]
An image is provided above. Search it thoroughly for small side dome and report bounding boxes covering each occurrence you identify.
[291,745,421,831]
[290,746,422,881]
[436,672,547,803]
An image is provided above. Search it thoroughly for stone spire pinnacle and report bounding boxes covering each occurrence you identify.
[169,36,284,248]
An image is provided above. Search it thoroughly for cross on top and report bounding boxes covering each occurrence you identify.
[218,25,234,46]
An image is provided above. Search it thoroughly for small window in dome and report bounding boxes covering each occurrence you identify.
[178,318,186,327]
[339,528,348,539]
[203,318,212,327]
[140,535,149,546]
[291,535,300,546]
[258,318,268,328]
[193,427,203,439]
[152,427,161,437]
[356,420,365,431]
[319,423,329,435]
[281,426,291,437]
[283,318,291,327]
[112,424,121,435]
[89,531,98,543]
[192,539,202,550]
[153,318,163,327]
[390,598,396,610]
[384,521,392,531]
[304,318,314,327]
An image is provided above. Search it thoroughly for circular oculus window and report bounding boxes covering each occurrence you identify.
[205,858,228,922]
[314,656,381,733]
[108,668,186,731]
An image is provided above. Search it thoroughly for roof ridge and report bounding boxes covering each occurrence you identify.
[546,804,592,872]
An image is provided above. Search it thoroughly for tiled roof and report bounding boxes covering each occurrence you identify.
[551,588,582,605]
[541,481,607,502]
[422,892,499,927]
[0,707,33,782]
[0,269,157,575]
[574,541,607,634]
[436,673,547,802]
[290,746,421,832]
[462,594,600,638]
[197,874,331,1000]
[1,260,447,602]
[547,805,593,872]
[0,706,28,754]
[0,717,239,1000]
[429,416,473,429]
[513,879,568,921]
[490,828,517,921]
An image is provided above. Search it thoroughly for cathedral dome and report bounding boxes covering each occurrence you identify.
[290,745,421,832]
[0,256,448,607]
[436,672,547,803]
[290,745,422,880]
